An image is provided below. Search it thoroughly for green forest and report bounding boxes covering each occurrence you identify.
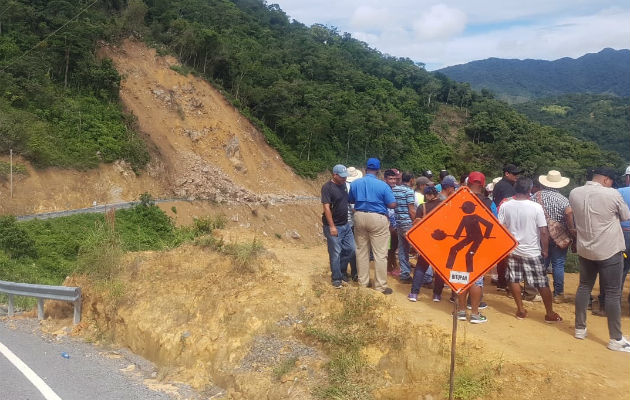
[0,0,624,183]
[514,94,629,161]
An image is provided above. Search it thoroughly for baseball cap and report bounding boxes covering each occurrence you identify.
[468,171,486,186]
[366,158,380,170]
[332,164,348,177]
[416,176,432,186]
[503,164,524,175]
[441,175,457,188]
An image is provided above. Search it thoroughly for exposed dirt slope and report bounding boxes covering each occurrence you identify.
[0,39,318,216]
[100,39,318,202]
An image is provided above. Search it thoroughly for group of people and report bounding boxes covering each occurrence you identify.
[321,158,630,352]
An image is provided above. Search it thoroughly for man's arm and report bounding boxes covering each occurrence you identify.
[539,226,550,259]
[407,203,416,220]
[322,204,337,236]
[564,206,576,236]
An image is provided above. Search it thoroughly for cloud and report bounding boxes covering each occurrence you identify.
[273,0,629,69]
[412,4,467,41]
[350,6,392,31]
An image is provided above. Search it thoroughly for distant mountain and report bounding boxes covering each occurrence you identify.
[514,94,630,161]
[436,48,630,103]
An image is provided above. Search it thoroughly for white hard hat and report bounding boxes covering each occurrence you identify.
[625,165,630,176]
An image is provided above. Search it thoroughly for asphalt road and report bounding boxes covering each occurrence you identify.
[0,319,177,400]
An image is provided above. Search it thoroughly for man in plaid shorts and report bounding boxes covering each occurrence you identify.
[498,177,563,322]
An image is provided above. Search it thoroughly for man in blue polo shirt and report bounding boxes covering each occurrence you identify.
[349,158,397,295]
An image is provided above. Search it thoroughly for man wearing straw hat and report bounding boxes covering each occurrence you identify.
[532,170,576,303]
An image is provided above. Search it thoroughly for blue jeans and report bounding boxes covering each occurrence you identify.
[323,224,356,282]
[424,266,434,284]
[397,226,412,279]
[544,240,568,296]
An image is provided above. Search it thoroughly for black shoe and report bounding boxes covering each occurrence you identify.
[341,275,349,283]
[352,275,358,282]
[332,280,343,289]
[399,276,413,284]
[382,288,393,295]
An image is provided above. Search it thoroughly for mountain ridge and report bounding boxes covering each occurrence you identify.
[437,48,630,103]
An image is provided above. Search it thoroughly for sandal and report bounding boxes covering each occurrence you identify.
[544,312,563,323]
[515,310,528,320]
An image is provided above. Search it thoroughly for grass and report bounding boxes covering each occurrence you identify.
[170,65,193,76]
[0,161,28,179]
[0,202,200,288]
[273,356,298,380]
[302,289,401,399]
[446,336,504,400]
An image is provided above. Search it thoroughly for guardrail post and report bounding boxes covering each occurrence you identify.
[37,298,44,320]
[8,294,14,317]
[73,297,82,325]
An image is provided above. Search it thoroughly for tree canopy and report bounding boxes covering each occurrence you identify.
[0,0,623,183]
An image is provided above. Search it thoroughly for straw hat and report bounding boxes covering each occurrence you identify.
[346,166,363,183]
[539,170,570,188]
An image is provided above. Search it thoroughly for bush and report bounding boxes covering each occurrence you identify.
[0,216,37,259]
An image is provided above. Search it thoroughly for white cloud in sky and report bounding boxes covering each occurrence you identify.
[273,1,630,69]
[349,6,392,31]
[412,4,467,41]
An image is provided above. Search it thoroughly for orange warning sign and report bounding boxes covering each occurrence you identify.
[406,186,517,293]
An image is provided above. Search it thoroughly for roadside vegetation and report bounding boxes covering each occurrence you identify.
[0,195,230,307]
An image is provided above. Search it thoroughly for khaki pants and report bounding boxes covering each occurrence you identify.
[354,211,390,292]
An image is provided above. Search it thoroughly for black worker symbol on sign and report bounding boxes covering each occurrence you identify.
[434,201,494,272]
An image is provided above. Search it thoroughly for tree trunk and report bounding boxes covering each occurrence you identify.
[427,93,432,108]
[203,51,208,74]
[64,47,70,89]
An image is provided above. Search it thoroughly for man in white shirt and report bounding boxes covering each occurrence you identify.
[498,177,562,323]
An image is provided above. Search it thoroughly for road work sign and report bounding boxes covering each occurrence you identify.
[406,186,517,293]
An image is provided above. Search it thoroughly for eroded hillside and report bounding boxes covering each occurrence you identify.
[0,39,318,216]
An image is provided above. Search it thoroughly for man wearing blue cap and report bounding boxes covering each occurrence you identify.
[322,164,356,288]
[349,158,397,295]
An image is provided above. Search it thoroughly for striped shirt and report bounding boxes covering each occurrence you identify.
[393,185,415,228]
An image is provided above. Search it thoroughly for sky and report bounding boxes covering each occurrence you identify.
[271,0,630,70]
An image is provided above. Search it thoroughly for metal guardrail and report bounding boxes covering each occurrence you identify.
[0,281,82,325]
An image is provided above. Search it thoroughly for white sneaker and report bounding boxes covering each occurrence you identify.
[574,328,587,340]
[607,337,630,352]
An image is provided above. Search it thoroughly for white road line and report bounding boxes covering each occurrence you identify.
[0,341,63,400]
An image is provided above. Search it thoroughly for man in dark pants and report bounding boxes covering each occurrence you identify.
[493,164,523,292]
[321,164,356,288]
[570,167,630,351]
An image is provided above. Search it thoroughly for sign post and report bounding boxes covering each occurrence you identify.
[406,187,517,399]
